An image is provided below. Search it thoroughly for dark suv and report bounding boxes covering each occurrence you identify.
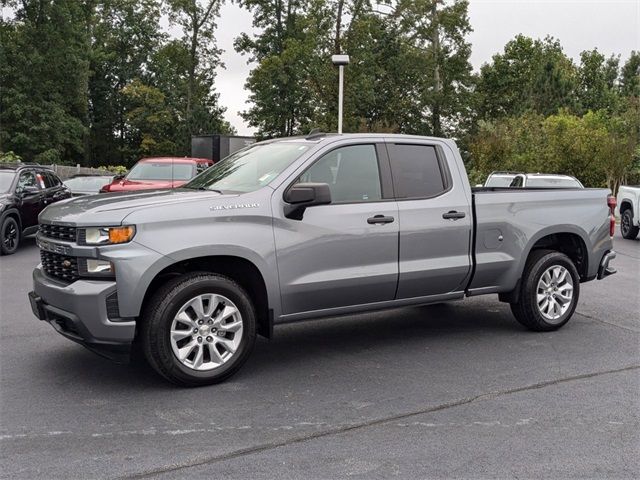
[0,163,71,255]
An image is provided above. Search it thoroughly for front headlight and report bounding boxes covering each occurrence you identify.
[83,225,136,245]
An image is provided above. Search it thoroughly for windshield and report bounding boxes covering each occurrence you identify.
[127,162,195,181]
[0,171,15,193]
[64,176,112,192]
[527,177,582,188]
[185,142,311,193]
[485,175,516,187]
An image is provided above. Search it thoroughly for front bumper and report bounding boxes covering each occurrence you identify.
[29,266,135,362]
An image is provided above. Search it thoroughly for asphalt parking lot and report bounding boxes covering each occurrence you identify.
[1,232,638,479]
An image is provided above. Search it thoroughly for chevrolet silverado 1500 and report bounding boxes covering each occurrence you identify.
[29,134,617,386]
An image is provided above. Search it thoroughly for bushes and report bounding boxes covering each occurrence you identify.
[98,165,128,175]
[0,151,22,163]
[469,104,639,193]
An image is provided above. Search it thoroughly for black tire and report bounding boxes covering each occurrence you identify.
[0,216,20,255]
[510,250,580,332]
[140,272,257,387]
[621,209,639,240]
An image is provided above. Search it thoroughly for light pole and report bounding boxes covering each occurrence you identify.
[331,54,350,134]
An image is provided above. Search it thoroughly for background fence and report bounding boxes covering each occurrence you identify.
[49,164,117,180]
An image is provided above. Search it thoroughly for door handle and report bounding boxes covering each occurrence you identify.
[442,210,466,220]
[367,215,395,225]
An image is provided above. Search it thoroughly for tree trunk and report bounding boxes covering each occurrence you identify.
[186,17,199,139]
[431,0,442,136]
[335,0,344,54]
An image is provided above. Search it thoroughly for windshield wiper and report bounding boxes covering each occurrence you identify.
[183,185,223,194]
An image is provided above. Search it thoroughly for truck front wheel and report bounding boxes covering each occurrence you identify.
[510,250,580,331]
[140,273,257,386]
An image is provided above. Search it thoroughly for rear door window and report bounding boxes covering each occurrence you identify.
[387,144,447,199]
[41,171,61,188]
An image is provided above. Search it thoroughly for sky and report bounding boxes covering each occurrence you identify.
[214,0,640,135]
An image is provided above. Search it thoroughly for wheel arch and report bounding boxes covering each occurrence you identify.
[525,230,589,280]
[619,199,633,214]
[499,227,590,304]
[1,208,22,232]
[138,253,274,339]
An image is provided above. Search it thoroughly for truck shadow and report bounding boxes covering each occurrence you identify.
[245,302,522,376]
[38,300,523,390]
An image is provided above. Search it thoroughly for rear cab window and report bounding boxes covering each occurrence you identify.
[386,143,449,199]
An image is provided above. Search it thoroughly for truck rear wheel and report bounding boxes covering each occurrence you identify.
[510,250,580,331]
[140,273,256,386]
[621,209,639,239]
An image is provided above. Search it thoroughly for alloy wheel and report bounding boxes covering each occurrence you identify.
[169,294,243,371]
[3,222,18,251]
[536,265,574,323]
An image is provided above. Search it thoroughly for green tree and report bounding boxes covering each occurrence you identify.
[477,35,579,119]
[1,0,92,164]
[88,0,165,166]
[121,79,177,157]
[235,0,333,137]
[577,49,620,113]
[163,0,232,151]
[337,10,420,133]
[392,0,475,137]
[620,51,640,98]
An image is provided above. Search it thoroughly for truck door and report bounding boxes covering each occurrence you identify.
[273,143,399,315]
[386,141,472,299]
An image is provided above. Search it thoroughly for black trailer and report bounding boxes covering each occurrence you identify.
[191,135,256,163]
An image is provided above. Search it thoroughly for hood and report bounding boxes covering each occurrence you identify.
[39,188,232,226]
[104,178,188,192]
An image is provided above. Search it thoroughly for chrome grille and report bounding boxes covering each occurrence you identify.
[40,251,79,283]
[39,223,77,242]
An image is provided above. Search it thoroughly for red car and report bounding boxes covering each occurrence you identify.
[100,157,213,193]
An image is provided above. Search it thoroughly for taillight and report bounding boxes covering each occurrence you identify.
[610,215,615,237]
[607,195,616,237]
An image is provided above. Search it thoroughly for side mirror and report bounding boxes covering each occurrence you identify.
[283,183,331,220]
[113,173,125,181]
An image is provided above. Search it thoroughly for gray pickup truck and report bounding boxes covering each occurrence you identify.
[29,134,617,386]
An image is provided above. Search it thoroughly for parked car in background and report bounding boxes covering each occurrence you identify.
[483,171,521,187]
[99,157,213,193]
[484,171,584,188]
[0,163,71,255]
[64,174,114,196]
[616,185,640,239]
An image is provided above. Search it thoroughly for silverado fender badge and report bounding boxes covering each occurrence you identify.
[210,203,260,211]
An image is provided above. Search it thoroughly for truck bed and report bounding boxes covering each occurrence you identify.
[467,187,612,295]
